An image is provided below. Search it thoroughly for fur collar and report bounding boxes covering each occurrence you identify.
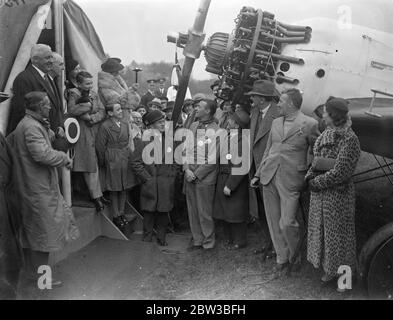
[98,71,128,95]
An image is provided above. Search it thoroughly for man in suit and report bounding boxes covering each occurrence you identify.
[6,44,64,136]
[251,88,319,274]
[246,80,279,256]
[140,79,157,107]
[184,99,219,250]
[154,78,168,98]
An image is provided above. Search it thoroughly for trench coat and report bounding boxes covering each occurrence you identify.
[8,113,71,252]
[131,135,178,212]
[306,124,361,276]
[67,88,106,172]
[213,131,249,223]
[96,118,138,191]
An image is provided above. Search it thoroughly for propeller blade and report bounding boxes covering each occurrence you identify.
[171,0,211,127]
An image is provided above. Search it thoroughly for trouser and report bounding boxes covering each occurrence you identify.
[83,169,103,200]
[22,249,49,279]
[263,174,301,264]
[142,211,169,242]
[223,221,247,247]
[185,181,215,249]
[110,191,127,218]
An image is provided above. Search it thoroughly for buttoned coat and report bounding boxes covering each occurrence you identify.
[257,112,319,191]
[67,88,106,172]
[7,64,63,135]
[249,102,278,217]
[96,118,138,191]
[131,136,178,212]
[213,131,249,223]
[7,114,70,252]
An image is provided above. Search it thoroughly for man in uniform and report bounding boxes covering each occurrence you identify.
[140,79,157,107]
[155,78,168,98]
[184,99,219,250]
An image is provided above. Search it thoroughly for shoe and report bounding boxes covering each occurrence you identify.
[93,198,105,212]
[272,262,290,278]
[113,217,125,228]
[227,243,247,250]
[101,196,111,205]
[51,278,63,288]
[120,215,129,225]
[157,239,168,246]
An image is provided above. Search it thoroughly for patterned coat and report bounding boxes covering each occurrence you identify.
[306,123,361,276]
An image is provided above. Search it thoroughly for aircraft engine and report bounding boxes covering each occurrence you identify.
[204,6,312,102]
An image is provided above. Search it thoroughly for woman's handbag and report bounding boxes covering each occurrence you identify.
[312,156,336,172]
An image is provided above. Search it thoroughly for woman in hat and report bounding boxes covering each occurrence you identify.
[98,57,138,120]
[213,109,250,249]
[305,98,361,290]
[131,110,178,246]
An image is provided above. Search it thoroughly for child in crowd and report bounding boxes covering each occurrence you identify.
[67,71,106,211]
[96,103,138,228]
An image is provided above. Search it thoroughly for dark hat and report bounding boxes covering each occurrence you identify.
[163,101,175,112]
[147,79,157,84]
[157,78,166,83]
[244,79,280,97]
[142,110,165,126]
[325,97,349,120]
[68,59,80,72]
[147,100,162,110]
[0,92,10,103]
[101,58,124,73]
[210,79,220,90]
[231,109,250,129]
[159,96,169,101]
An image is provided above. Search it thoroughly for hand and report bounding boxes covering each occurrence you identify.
[223,186,231,196]
[79,102,92,109]
[56,127,65,138]
[185,169,196,182]
[250,177,260,188]
[65,157,73,170]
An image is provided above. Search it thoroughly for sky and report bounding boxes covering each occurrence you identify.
[75,0,393,80]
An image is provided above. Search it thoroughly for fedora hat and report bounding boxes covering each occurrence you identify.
[101,57,124,73]
[244,79,280,97]
[142,110,165,127]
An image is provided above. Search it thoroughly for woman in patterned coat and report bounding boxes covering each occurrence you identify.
[305,98,361,286]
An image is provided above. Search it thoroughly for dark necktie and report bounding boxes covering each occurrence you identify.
[44,74,58,101]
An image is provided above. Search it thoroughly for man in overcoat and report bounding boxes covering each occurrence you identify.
[8,92,73,287]
[140,79,157,107]
[7,44,64,135]
[246,80,279,256]
[131,110,178,246]
[251,88,319,274]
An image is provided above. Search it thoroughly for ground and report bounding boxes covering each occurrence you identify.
[18,152,393,300]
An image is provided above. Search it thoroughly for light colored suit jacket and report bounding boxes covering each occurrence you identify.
[256,111,319,190]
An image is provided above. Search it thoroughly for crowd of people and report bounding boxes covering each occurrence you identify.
[0,43,362,298]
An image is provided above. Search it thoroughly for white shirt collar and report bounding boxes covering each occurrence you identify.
[32,64,46,79]
[261,103,271,116]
